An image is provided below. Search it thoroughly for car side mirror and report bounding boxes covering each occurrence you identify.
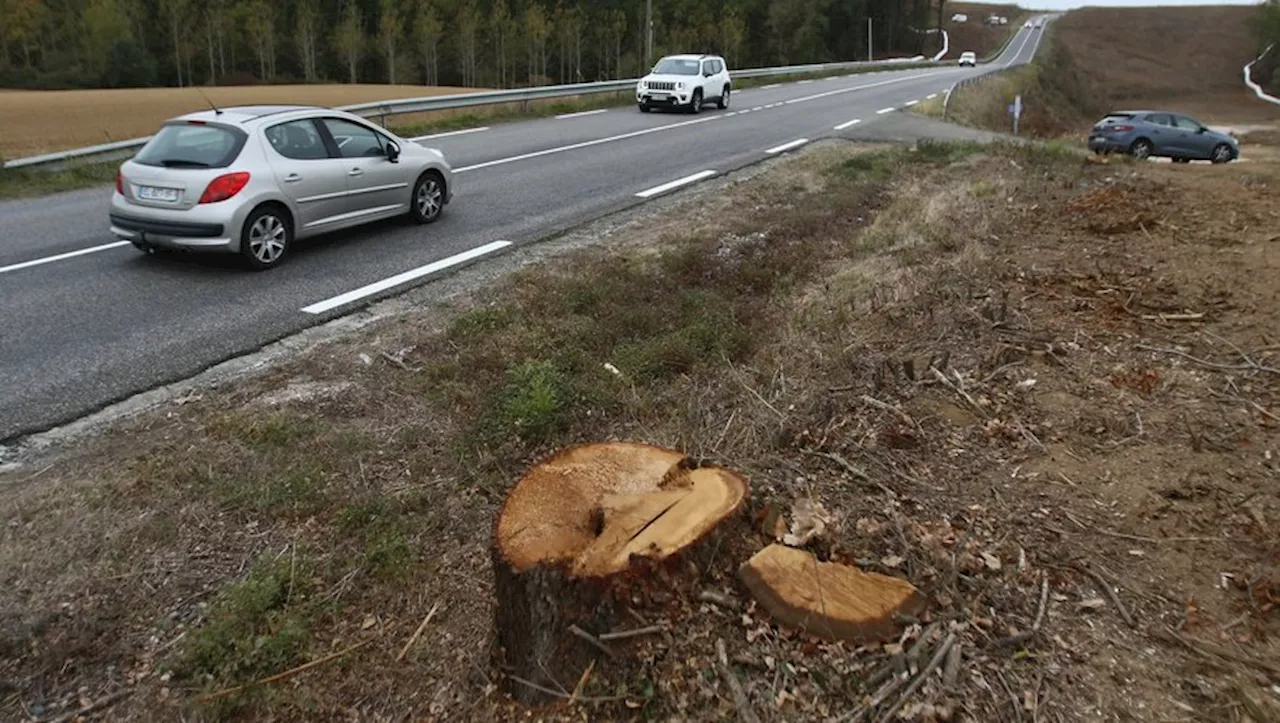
[386,142,401,163]
[1196,127,1207,134]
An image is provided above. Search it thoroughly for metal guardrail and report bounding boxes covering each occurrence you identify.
[1244,44,1280,107]
[3,57,944,171]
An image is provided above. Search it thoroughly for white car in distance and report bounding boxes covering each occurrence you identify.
[637,54,731,114]
[959,51,977,67]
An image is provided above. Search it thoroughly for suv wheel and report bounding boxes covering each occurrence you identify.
[638,102,651,113]
[717,86,730,110]
[689,89,703,114]
[1129,138,1153,160]
[241,205,292,271]
[1210,144,1232,164]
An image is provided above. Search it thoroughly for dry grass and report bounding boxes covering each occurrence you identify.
[0,84,482,159]
[2,140,1279,721]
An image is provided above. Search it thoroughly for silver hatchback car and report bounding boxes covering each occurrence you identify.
[109,105,454,270]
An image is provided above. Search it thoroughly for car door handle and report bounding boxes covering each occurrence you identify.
[348,168,364,177]
[284,173,302,183]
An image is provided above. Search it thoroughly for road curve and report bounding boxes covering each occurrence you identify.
[0,20,1049,441]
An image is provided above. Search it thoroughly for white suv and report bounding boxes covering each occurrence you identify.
[958,51,976,67]
[637,54,731,113]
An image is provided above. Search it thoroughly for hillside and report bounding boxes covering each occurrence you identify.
[1053,5,1277,121]
[942,3,1027,60]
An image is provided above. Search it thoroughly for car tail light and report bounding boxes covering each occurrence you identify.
[115,171,124,195]
[199,172,251,204]
[1111,125,1133,132]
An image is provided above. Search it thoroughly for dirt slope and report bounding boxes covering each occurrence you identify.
[942,3,1026,60]
[1054,5,1277,122]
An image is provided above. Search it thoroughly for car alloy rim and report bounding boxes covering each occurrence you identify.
[249,215,286,264]
[724,90,730,107]
[1134,143,1150,159]
[417,179,442,218]
[1214,146,1230,162]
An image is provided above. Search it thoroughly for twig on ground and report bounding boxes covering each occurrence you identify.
[943,643,963,687]
[39,689,133,723]
[396,600,442,662]
[1095,528,1230,544]
[1140,312,1205,322]
[197,640,371,702]
[698,589,741,610]
[879,632,957,723]
[715,638,762,723]
[1075,564,1135,628]
[569,659,595,704]
[599,624,665,641]
[1135,344,1280,376]
[1154,628,1280,676]
[806,450,899,497]
[1033,574,1051,631]
[860,394,923,433]
[930,367,987,417]
[568,624,615,658]
[507,673,629,702]
[379,350,423,372]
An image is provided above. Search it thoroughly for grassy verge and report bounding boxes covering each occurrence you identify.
[0,161,118,199]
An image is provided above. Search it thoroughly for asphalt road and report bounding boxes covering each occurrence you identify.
[0,20,1049,441]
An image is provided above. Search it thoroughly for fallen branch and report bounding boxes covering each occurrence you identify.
[1154,628,1280,677]
[569,659,595,704]
[1076,564,1135,628]
[698,589,741,610]
[991,574,1050,648]
[39,689,133,723]
[507,673,629,703]
[599,624,665,642]
[396,600,442,662]
[1095,528,1230,544]
[1135,344,1280,376]
[878,632,957,723]
[715,638,762,723]
[929,367,987,418]
[197,639,371,703]
[568,624,616,658]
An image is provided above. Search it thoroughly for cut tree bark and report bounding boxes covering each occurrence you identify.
[492,442,749,704]
[739,544,924,643]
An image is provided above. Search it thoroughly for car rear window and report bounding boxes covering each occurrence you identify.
[1099,114,1133,124]
[133,122,247,169]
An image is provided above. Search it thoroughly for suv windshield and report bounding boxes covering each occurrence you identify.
[653,58,700,75]
[133,122,247,169]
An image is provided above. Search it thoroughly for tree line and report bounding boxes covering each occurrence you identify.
[0,0,941,90]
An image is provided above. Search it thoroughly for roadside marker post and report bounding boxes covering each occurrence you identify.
[1008,94,1023,135]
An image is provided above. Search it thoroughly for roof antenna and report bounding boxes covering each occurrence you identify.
[195,86,222,115]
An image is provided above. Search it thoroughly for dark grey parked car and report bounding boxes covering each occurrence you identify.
[1088,110,1239,164]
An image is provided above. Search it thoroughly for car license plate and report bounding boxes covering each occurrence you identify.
[138,185,180,203]
[651,93,669,100]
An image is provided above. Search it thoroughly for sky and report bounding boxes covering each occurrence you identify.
[966,0,1259,8]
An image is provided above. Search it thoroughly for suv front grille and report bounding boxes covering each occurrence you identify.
[648,81,676,91]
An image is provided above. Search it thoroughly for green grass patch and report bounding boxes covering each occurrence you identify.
[0,162,118,199]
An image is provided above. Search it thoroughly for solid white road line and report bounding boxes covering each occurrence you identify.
[635,170,717,199]
[765,138,808,155]
[904,99,919,107]
[876,107,895,114]
[555,108,608,120]
[834,118,862,130]
[409,127,490,141]
[301,241,513,315]
[0,241,131,275]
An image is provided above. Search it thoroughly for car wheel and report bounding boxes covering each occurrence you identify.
[689,89,702,114]
[1129,138,1153,160]
[639,103,651,113]
[717,86,730,110]
[240,205,292,271]
[410,171,445,225]
[1210,144,1233,164]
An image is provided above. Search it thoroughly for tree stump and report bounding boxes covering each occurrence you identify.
[739,544,925,644]
[491,442,748,704]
